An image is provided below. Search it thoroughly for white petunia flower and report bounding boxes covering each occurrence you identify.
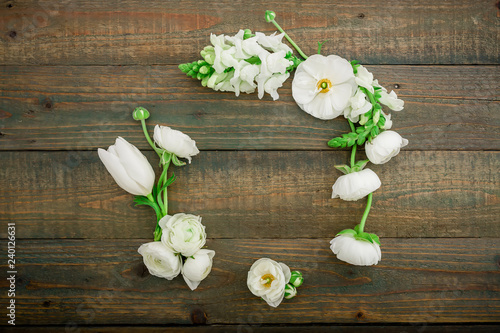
[330,234,381,266]
[292,54,356,120]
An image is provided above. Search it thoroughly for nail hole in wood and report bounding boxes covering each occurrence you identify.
[44,101,53,109]
[9,30,17,38]
[357,13,365,19]
[394,84,400,89]
[0,132,4,137]
[42,301,51,307]
[7,4,13,8]
[356,311,365,319]
[190,307,208,325]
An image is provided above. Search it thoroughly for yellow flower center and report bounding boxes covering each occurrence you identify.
[317,78,332,93]
[261,273,276,288]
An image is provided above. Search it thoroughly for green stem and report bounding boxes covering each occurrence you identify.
[268,19,308,60]
[140,119,162,157]
[162,159,171,217]
[348,120,357,168]
[359,193,373,233]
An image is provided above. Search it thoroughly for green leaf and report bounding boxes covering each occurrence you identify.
[357,136,366,146]
[354,232,374,244]
[336,229,357,236]
[334,164,352,175]
[370,233,381,245]
[354,224,361,234]
[352,159,369,172]
[134,195,162,221]
[244,56,262,65]
[171,154,186,167]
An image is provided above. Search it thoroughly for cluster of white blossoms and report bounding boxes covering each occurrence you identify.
[291,54,408,266]
[139,213,215,290]
[181,29,298,100]
[98,108,214,290]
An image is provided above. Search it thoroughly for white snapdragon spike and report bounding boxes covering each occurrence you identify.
[98,137,155,196]
[160,213,207,257]
[247,258,291,308]
[344,88,373,122]
[153,125,199,164]
[354,65,374,94]
[182,249,216,291]
[379,90,404,111]
[365,130,408,164]
[292,54,356,120]
[138,242,182,279]
[330,234,381,266]
[332,169,381,201]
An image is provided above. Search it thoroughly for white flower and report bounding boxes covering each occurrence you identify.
[365,130,408,164]
[138,242,182,279]
[292,54,356,120]
[97,137,155,196]
[354,65,374,94]
[153,125,199,163]
[382,112,392,129]
[182,249,215,291]
[379,90,404,111]
[332,169,381,201]
[247,258,291,308]
[255,32,292,53]
[344,88,373,122]
[258,72,290,101]
[160,213,207,257]
[330,234,381,266]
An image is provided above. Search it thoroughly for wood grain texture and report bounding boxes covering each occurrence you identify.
[0,238,498,325]
[4,326,500,333]
[0,150,498,239]
[0,1,498,65]
[0,65,498,151]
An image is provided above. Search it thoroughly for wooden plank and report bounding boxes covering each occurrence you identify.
[0,65,498,151]
[0,150,498,239]
[3,325,500,332]
[0,238,498,325]
[0,1,498,65]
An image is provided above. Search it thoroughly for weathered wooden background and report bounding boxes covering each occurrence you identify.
[0,0,499,331]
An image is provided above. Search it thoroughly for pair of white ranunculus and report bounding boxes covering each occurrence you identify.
[97,125,199,196]
[138,213,215,290]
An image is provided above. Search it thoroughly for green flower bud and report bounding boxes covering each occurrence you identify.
[359,114,369,125]
[289,271,303,288]
[199,65,210,75]
[284,283,297,299]
[132,107,150,121]
[265,10,276,22]
[200,46,215,65]
[243,29,254,39]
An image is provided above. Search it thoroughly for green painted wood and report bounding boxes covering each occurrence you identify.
[0,238,498,325]
[0,1,498,65]
[0,151,497,239]
[0,65,498,150]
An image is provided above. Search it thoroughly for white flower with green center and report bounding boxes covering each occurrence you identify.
[292,54,356,120]
[160,213,207,257]
[247,258,291,308]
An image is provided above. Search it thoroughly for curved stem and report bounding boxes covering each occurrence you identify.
[162,159,171,217]
[359,193,373,233]
[140,119,162,157]
[268,19,308,60]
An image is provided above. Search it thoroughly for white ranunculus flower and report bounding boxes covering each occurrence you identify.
[160,213,207,257]
[344,88,373,122]
[182,249,215,291]
[138,241,182,279]
[247,258,291,308]
[153,125,199,163]
[365,130,408,164]
[379,90,404,111]
[292,54,356,120]
[98,137,155,196]
[330,234,381,266]
[332,169,381,201]
[354,65,374,94]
